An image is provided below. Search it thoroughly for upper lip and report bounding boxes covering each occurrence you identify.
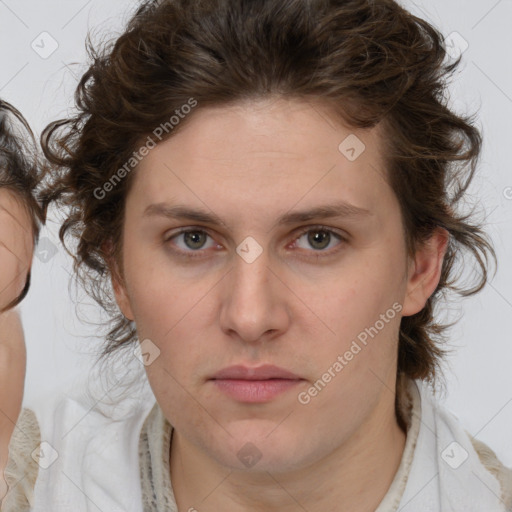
[211,365,302,380]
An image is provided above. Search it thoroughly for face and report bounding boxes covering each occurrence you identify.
[0,188,34,311]
[113,97,446,473]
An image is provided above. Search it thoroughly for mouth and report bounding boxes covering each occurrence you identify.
[209,365,304,403]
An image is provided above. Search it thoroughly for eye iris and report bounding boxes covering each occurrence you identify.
[308,230,330,250]
[184,231,207,249]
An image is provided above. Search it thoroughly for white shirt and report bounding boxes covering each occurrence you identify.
[4,376,512,511]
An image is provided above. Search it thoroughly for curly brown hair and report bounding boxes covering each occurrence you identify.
[0,100,45,313]
[40,0,496,426]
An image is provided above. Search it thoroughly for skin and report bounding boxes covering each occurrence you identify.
[0,188,33,500]
[0,189,33,311]
[112,97,448,512]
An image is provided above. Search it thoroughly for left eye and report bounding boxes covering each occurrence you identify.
[292,227,345,253]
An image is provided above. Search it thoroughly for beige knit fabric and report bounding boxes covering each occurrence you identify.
[468,434,512,511]
[138,402,178,511]
[2,408,40,511]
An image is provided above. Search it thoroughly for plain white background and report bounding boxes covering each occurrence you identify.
[0,0,511,465]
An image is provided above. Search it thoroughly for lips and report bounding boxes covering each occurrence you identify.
[210,365,304,403]
[210,364,302,381]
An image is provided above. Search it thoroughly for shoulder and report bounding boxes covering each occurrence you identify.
[3,378,157,511]
[412,379,512,511]
[467,432,512,511]
[2,407,41,511]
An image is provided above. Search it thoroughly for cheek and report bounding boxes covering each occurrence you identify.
[123,240,184,331]
[123,258,211,379]
[317,252,404,340]
[129,277,215,350]
[301,248,404,392]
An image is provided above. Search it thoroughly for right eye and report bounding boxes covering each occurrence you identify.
[164,228,221,258]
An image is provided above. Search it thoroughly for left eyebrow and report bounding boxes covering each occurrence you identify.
[142,200,373,228]
[277,201,372,224]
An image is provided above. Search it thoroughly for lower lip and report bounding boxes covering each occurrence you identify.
[212,379,302,403]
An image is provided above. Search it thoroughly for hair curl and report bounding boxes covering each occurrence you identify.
[0,100,45,313]
[40,0,496,428]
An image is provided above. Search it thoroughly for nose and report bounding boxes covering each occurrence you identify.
[219,247,290,344]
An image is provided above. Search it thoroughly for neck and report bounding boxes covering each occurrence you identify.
[169,392,407,512]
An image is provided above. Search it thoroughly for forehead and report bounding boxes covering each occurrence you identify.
[129,98,391,221]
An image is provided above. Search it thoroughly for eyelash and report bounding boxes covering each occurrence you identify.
[164,225,347,260]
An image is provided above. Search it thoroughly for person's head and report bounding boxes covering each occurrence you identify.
[0,100,45,313]
[41,0,495,472]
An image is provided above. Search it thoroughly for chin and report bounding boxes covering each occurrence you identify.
[204,424,309,473]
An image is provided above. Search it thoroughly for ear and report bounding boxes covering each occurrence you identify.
[103,239,135,321]
[401,227,449,317]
